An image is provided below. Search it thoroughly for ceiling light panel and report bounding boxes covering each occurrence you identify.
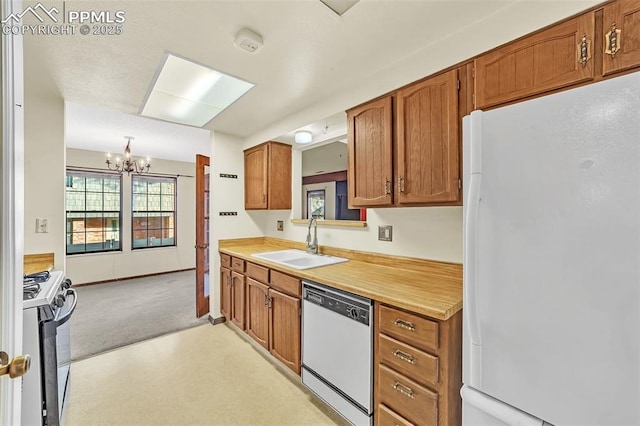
[320,0,360,16]
[140,54,254,127]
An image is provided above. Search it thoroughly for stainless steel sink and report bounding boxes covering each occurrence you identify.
[251,250,348,270]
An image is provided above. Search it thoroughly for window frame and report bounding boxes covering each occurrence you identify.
[65,169,123,255]
[131,174,177,250]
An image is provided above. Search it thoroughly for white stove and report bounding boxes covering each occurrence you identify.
[22,270,76,426]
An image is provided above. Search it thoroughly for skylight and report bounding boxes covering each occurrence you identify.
[140,53,255,127]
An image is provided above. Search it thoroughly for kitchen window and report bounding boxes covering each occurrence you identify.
[65,170,122,254]
[132,175,176,249]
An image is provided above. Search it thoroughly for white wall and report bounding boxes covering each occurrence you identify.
[65,148,196,284]
[209,131,266,317]
[24,95,65,271]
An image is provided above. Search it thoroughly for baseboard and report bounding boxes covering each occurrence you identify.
[208,315,226,325]
[73,268,196,287]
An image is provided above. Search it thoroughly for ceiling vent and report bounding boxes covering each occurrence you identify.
[234,28,264,54]
[320,0,360,16]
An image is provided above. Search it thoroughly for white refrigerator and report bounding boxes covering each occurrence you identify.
[462,71,640,425]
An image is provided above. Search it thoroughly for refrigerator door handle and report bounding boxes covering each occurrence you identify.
[461,385,544,426]
[465,173,482,347]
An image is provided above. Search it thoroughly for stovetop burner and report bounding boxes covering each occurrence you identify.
[23,283,41,300]
[23,271,50,301]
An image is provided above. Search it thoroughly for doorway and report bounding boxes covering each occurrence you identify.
[195,154,210,317]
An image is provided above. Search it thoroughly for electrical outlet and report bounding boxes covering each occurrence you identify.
[378,225,392,242]
[277,220,284,231]
[36,218,48,233]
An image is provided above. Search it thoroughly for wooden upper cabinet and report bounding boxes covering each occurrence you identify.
[475,12,596,109]
[347,96,394,208]
[244,144,268,209]
[244,141,292,210]
[602,0,640,76]
[396,69,460,204]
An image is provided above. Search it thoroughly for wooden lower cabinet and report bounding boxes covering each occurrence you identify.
[375,303,462,426]
[246,278,269,349]
[268,288,301,375]
[231,271,245,330]
[220,267,231,321]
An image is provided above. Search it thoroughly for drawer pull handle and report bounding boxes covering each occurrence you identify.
[393,349,416,365]
[392,318,415,331]
[392,382,415,399]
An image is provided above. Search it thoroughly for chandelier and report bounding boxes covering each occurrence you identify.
[106,136,151,175]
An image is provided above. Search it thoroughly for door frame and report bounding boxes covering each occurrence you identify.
[1,0,25,423]
[195,154,210,317]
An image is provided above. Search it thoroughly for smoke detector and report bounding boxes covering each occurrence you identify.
[234,28,264,54]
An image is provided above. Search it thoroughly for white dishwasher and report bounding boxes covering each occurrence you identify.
[302,280,373,426]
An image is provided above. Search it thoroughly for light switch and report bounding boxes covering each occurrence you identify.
[36,218,48,233]
[378,225,392,242]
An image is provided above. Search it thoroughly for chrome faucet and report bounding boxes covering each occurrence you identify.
[306,217,318,254]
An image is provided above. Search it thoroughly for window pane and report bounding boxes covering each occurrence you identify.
[86,177,102,192]
[69,176,85,191]
[148,229,162,246]
[148,215,162,229]
[163,213,174,229]
[161,181,175,195]
[148,194,161,211]
[66,192,85,211]
[148,181,161,194]
[104,178,120,193]
[104,193,120,211]
[133,194,147,211]
[132,214,148,230]
[133,230,147,247]
[161,195,174,211]
[133,179,147,194]
[86,192,103,211]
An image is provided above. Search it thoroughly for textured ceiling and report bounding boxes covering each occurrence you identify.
[24,0,601,151]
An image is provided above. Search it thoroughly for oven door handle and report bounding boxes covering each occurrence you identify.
[54,288,77,327]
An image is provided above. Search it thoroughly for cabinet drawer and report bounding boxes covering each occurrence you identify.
[270,270,301,297]
[378,305,438,353]
[220,254,231,269]
[378,364,437,426]
[246,262,269,284]
[231,257,245,273]
[377,404,415,426]
[378,334,438,387]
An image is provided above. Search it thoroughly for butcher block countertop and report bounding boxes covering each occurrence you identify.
[219,238,462,321]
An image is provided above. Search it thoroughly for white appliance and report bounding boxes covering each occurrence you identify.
[301,280,373,425]
[23,270,76,426]
[461,71,640,425]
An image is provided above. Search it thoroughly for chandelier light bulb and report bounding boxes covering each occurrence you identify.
[105,136,151,175]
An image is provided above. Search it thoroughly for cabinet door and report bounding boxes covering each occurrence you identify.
[396,70,459,204]
[246,278,269,350]
[231,271,246,330]
[602,0,640,76]
[347,96,394,208]
[244,144,268,209]
[475,12,595,109]
[268,288,301,375]
[267,142,292,210]
[220,267,231,321]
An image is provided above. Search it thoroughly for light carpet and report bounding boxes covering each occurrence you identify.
[70,270,208,361]
[66,324,346,426]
